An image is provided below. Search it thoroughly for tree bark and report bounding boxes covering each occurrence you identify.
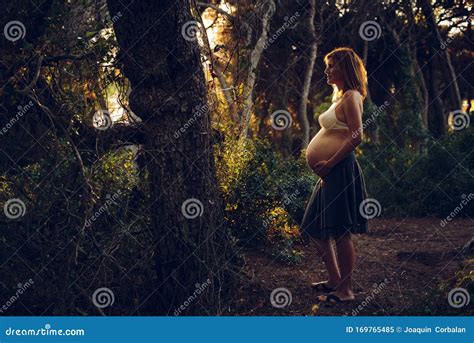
[106,0,239,315]
[298,0,317,148]
[428,52,447,137]
[419,0,462,110]
[412,47,429,130]
[240,0,276,139]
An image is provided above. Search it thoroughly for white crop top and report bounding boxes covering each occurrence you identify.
[318,102,349,130]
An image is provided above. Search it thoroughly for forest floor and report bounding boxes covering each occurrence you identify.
[228,217,473,316]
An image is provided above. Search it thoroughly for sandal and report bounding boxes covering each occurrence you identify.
[310,282,335,293]
[317,293,354,303]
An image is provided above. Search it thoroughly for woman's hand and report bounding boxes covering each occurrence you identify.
[312,160,333,178]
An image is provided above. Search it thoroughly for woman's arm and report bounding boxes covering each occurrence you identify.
[326,90,364,168]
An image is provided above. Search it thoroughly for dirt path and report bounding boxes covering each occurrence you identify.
[229,217,473,316]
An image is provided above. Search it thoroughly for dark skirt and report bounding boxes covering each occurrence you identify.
[300,151,369,240]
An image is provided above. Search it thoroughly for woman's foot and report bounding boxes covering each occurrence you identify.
[317,290,355,303]
[310,281,338,293]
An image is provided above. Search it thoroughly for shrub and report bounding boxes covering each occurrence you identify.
[215,137,316,247]
[359,125,474,217]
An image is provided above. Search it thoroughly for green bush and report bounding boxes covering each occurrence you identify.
[215,137,316,246]
[359,125,474,217]
[0,139,153,315]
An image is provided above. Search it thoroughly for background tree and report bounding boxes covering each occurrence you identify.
[105,0,240,314]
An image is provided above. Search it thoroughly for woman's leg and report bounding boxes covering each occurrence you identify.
[333,232,356,297]
[313,238,341,287]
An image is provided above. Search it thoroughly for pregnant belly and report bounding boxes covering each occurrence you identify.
[305,129,349,168]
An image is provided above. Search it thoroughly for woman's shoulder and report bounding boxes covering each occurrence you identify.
[340,89,363,114]
[342,89,362,99]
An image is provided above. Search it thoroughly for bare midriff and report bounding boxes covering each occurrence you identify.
[305,128,351,169]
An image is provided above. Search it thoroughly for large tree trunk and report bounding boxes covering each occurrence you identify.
[106,0,239,315]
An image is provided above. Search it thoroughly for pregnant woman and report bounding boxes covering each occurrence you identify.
[301,47,370,303]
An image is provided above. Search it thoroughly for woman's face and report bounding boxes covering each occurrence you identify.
[324,57,344,86]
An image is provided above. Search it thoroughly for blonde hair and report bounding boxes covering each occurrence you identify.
[324,47,368,102]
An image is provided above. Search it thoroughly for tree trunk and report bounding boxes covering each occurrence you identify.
[420,0,462,110]
[428,53,447,137]
[240,0,276,139]
[412,47,429,130]
[106,0,239,315]
[298,0,317,148]
[279,79,292,156]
